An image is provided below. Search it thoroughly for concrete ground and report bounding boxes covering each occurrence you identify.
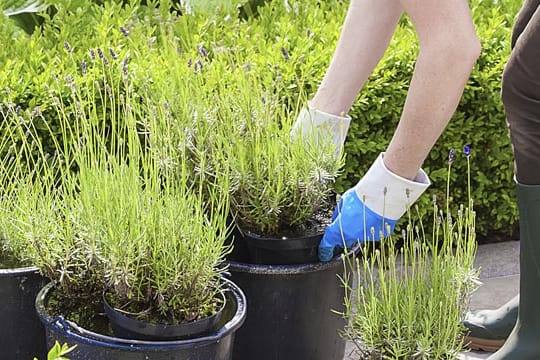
[343,241,520,360]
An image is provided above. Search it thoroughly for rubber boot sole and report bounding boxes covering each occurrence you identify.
[465,336,505,352]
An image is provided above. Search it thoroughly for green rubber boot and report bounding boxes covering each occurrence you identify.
[488,183,540,359]
[463,295,518,352]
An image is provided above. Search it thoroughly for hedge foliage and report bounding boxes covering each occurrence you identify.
[0,0,522,240]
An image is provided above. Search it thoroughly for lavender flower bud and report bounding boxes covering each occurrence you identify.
[65,75,75,89]
[109,48,118,60]
[97,47,105,59]
[464,144,471,157]
[81,60,87,75]
[187,58,193,67]
[89,49,96,60]
[281,47,289,60]
[448,148,455,164]
[122,57,129,76]
[64,41,72,53]
[120,26,129,36]
[197,45,208,58]
[194,59,203,73]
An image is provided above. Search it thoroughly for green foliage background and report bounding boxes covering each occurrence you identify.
[0,0,522,240]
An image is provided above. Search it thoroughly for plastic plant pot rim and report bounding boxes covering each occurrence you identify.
[236,190,338,249]
[35,277,247,350]
[103,287,227,340]
[227,245,359,275]
[243,231,322,250]
[0,265,40,277]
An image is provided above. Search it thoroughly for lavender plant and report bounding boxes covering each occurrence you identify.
[342,148,479,359]
[56,36,229,324]
[215,78,343,236]
[0,112,106,323]
[0,21,234,325]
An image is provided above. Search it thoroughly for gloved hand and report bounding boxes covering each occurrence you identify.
[291,103,351,158]
[319,153,431,262]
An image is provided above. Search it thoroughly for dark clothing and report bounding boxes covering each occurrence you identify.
[502,0,540,184]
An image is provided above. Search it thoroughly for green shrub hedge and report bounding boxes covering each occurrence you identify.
[0,0,522,240]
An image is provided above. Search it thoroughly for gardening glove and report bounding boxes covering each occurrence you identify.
[319,153,431,262]
[291,102,351,158]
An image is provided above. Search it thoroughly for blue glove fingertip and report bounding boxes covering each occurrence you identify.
[318,246,334,262]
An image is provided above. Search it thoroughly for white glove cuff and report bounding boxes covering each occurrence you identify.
[292,103,351,156]
[353,153,430,220]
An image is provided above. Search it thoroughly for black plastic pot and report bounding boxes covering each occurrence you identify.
[36,278,247,360]
[227,251,355,360]
[104,290,226,341]
[0,266,47,360]
[243,230,321,265]
[237,191,338,266]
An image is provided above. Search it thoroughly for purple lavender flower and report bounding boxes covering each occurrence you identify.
[65,75,75,89]
[194,59,203,73]
[89,49,96,60]
[197,45,208,58]
[187,58,193,67]
[281,47,289,61]
[448,148,455,164]
[81,60,87,75]
[97,47,105,59]
[32,107,42,117]
[464,144,471,157]
[120,26,129,37]
[109,48,118,60]
[122,56,129,76]
[64,41,72,53]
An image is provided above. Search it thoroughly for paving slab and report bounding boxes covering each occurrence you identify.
[473,241,520,279]
[343,241,520,359]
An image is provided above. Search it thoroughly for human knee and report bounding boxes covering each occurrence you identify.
[461,33,482,65]
[422,30,481,69]
[449,32,481,65]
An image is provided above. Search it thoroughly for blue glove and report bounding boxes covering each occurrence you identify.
[318,153,431,262]
[318,189,397,262]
